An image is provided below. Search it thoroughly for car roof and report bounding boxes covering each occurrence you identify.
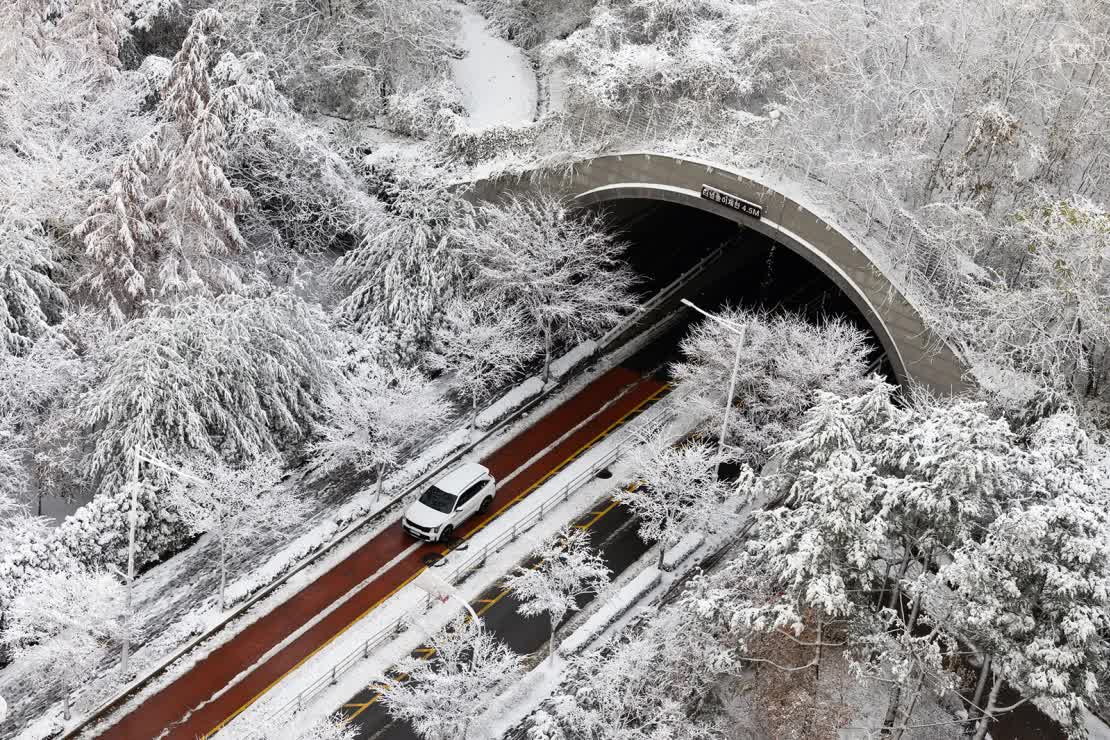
[434,462,490,495]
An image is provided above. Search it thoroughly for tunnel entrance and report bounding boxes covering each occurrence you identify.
[590,198,895,383]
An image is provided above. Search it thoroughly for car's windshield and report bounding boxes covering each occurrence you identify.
[418,486,457,514]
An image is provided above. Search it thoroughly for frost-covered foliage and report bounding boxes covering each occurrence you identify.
[670,307,871,465]
[333,189,476,359]
[312,343,449,496]
[168,456,308,609]
[504,525,610,659]
[618,433,733,564]
[703,380,1110,736]
[0,567,128,716]
[536,604,725,740]
[426,299,540,428]
[378,617,524,740]
[216,0,459,119]
[473,192,637,381]
[72,292,334,497]
[229,711,356,740]
[385,78,465,140]
[0,218,66,356]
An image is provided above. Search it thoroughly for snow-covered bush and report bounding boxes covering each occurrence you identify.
[472,0,540,47]
[385,78,465,139]
[0,217,67,356]
[443,121,541,164]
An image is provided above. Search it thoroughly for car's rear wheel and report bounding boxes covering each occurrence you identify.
[439,525,454,543]
[479,496,493,514]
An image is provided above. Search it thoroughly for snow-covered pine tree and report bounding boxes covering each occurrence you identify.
[58,0,127,70]
[73,129,165,323]
[159,8,220,136]
[503,525,610,660]
[156,101,250,299]
[378,616,524,740]
[333,189,476,359]
[75,292,333,499]
[473,192,639,382]
[168,456,308,610]
[0,216,65,356]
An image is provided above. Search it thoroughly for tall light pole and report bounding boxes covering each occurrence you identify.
[121,446,206,676]
[680,299,748,475]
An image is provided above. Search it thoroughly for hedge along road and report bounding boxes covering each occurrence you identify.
[93,366,666,740]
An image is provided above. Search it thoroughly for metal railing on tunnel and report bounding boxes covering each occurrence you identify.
[248,400,677,735]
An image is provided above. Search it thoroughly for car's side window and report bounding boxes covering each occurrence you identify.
[457,481,485,509]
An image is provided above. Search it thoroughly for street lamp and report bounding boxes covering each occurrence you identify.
[680,298,748,475]
[121,446,206,676]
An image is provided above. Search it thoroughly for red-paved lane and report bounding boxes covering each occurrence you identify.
[97,367,661,739]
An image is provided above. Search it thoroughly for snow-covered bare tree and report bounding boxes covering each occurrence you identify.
[378,616,524,740]
[426,299,539,430]
[312,350,449,499]
[504,525,610,660]
[0,567,128,718]
[670,308,871,466]
[618,432,733,567]
[167,456,309,610]
[473,193,638,382]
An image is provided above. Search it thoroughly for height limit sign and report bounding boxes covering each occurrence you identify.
[700,184,763,220]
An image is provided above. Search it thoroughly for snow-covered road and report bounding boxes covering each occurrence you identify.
[450,2,537,128]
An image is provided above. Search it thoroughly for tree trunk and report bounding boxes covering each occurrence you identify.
[375,461,386,502]
[549,619,558,661]
[882,680,904,736]
[892,665,929,740]
[470,396,479,432]
[542,321,553,385]
[64,690,71,720]
[967,653,993,731]
[658,541,667,570]
[972,672,1004,740]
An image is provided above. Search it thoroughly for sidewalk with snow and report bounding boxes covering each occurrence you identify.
[450,2,537,129]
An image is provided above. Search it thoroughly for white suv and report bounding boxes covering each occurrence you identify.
[402,462,496,543]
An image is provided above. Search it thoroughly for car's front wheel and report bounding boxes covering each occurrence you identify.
[438,524,454,543]
[479,496,493,514]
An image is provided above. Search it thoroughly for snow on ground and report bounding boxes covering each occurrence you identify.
[559,566,661,656]
[220,390,682,735]
[450,2,537,128]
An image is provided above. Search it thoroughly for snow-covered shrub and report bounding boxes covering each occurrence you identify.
[384,78,465,139]
[53,479,186,570]
[473,0,540,47]
[443,121,540,164]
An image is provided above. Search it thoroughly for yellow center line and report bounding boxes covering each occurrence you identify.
[207,383,671,737]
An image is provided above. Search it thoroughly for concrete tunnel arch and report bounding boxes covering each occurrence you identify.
[471,151,968,396]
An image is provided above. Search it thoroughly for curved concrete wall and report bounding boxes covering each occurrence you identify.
[471,152,968,395]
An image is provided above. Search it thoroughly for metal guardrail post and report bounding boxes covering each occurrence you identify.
[329,667,336,686]
[510,523,518,542]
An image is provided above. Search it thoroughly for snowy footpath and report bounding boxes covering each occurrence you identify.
[450,2,537,128]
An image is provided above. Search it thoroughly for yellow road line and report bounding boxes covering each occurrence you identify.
[207,383,670,737]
